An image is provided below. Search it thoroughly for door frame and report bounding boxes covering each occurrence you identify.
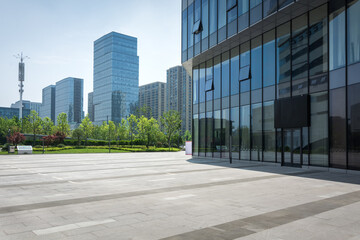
[281,128,303,167]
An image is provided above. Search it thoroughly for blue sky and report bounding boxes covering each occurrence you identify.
[0,0,181,113]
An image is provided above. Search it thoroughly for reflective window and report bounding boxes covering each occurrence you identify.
[241,41,250,67]
[348,0,360,64]
[193,67,199,104]
[277,22,291,98]
[199,63,206,103]
[310,92,328,166]
[250,0,262,8]
[182,9,187,51]
[193,20,202,34]
[278,0,293,9]
[195,0,201,21]
[251,36,262,90]
[188,3,194,48]
[251,103,262,161]
[206,60,213,100]
[222,109,230,158]
[214,110,222,157]
[231,107,240,159]
[206,111,213,156]
[329,0,346,70]
[199,113,206,156]
[239,65,251,81]
[330,87,347,169]
[230,47,240,95]
[309,5,328,76]
[263,0,277,17]
[240,79,250,93]
[209,0,217,34]
[348,83,360,170]
[193,114,199,155]
[250,0,262,25]
[238,0,249,15]
[202,0,209,39]
[218,0,227,29]
[227,0,237,10]
[292,14,308,80]
[214,56,221,99]
[263,30,276,87]
[240,105,250,160]
[222,52,230,97]
[263,101,276,162]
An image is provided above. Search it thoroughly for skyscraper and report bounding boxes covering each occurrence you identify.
[93,32,139,125]
[55,77,83,126]
[11,100,41,115]
[40,85,56,122]
[166,66,192,134]
[139,82,166,121]
[88,92,94,121]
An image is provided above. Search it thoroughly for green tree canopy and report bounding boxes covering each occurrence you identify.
[80,115,93,146]
[138,116,160,148]
[28,110,43,145]
[56,113,70,136]
[161,110,182,150]
[42,117,54,135]
[127,114,138,147]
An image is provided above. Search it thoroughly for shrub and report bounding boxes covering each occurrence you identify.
[57,144,65,148]
[34,145,42,148]
[7,132,25,147]
[2,143,10,151]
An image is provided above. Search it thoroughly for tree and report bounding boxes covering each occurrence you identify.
[56,113,70,136]
[28,111,43,145]
[138,116,160,148]
[107,120,116,141]
[117,119,128,144]
[127,114,138,148]
[54,131,66,144]
[42,135,56,147]
[183,130,192,141]
[80,115,93,146]
[72,128,84,146]
[161,110,182,150]
[42,117,54,135]
[7,132,25,147]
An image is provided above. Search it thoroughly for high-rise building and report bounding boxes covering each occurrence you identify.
[93,32,139,125]
[40,85,56,122]
[55,77,83,127]
[166,66,192,134]
[88,92,94,121]
[11,100,41,115]
[182,0,360,171]
[0,107,30,119]
[139,82,166,121]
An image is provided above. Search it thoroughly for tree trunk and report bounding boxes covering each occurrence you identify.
[33,133,36,146]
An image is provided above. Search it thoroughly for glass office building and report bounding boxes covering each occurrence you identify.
[93,32,139,125]
[182,0,360,170]
[40,85,56,122]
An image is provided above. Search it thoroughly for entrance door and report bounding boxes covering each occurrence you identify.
[281,128,302,167]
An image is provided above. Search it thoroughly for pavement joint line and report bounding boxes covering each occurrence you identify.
[0,164,262,188]
[148,178,176,182]
[160,189,360,240]
[0,170,321,214]
[164,194,196,200]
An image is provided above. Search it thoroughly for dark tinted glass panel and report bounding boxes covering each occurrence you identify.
[193,20,202,34]
[202,0,209,39]
[239,65,251,81]
[309,5,328,76]
[292,14,308,80]
[193,114,199,155]
[214,110,221,157]
[227,0,237,10]
[277,23,291,98]
[330,68,346,89]
[329,0,346,70]
[238,12,249,32]
[330,87,346,169]
[251,36,262,90]
[263,30,276,87]
[206,60,213,100]
[240,79,250,93]
[210,0,217,34]
[263,0,277,17]
[348,0,360,65]
[199,113,206,156]
[222,52,230,97]
[348,83,360,170]
[278,0,293,9]
[250,0,262,8]
[230,47,240,95]
[199,63,206,103]
[240,105,250,160]
[231,107,240,159]
[206,111,213,156]
[263,101,275,162]
[310,92,328,166]
[214,56,221,99]
[250,3,262,25]
[348,62,360,85]
[240,41,250,67]
[228,6,238,23]
[251,103,262,161]
[195,0,201,21]
[182,10,187,51]
[222,109,230,158]
[188,3,194,48]
[238,0,249,15]
[193,67,199,104]
[205,80,213,91]
[218,0,227,29]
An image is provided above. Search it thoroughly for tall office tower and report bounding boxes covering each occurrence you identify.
[40,85,56,122]
[93,32,139,125]
[88,92,94,121]
[166,66,192,134]
[11,100,41,115]
[183,0,360,171]
[139,82,166,121]
[55,77,83,127]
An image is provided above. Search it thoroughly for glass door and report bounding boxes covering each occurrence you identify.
[281,128,302,167]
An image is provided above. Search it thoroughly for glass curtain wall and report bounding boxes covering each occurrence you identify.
[214,110,221,157]
[263,30,275,87]
[238,0,249,31]
[251,36,262,90]
[199,113,206,156]
[251,103,262,161]
[263,101,276,162]
[240,105,250,160]
[193,114,199,155]
[230,47,240,95]
[222,109,230,158]
[347,0,360,66]
[231,107,240,159]
[348,83,360,170]
[277,23,291,98]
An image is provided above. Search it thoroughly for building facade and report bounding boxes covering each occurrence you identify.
[139,82,166,121]
[166,66,192,134]
[11,100,41,115]
[40,85,56,122]
[0,107,30,119]
[55,77,83,126]
[182,0,360,170]
[88,92,94,121]
[93,32,139,125]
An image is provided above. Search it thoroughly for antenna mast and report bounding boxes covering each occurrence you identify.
[14,53,29,120]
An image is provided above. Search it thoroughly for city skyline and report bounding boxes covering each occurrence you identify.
[0,0,182,113]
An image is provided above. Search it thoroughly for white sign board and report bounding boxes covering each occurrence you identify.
[185,141,192,155]
[17,146,33,154]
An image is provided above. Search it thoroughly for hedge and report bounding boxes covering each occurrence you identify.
[19,138,148,147]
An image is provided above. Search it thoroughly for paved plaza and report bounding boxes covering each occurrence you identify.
[0,152,360,239]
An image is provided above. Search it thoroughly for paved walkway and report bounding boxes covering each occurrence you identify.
[0,152,360,239]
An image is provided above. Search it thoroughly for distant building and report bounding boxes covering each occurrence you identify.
[11,100,41,115]
[40,85,56,122]
[0,107,30,119]
[166,66,192,134]
[139,82,166,121]
[93,32,139,124]
[88,92,94,121]
[55,77,83,127]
